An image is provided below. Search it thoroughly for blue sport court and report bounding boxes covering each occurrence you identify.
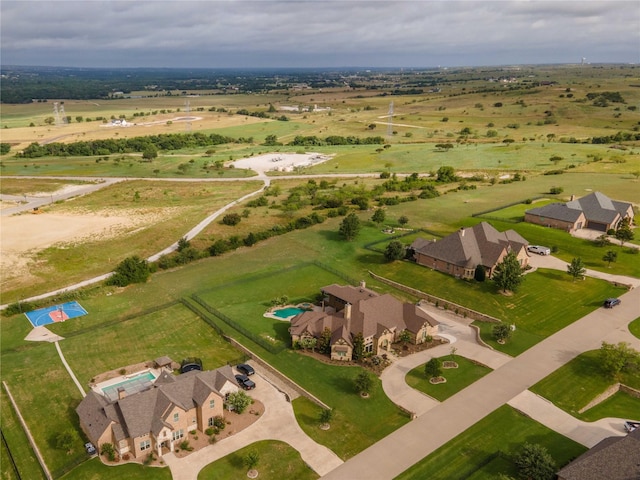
[24,301,88,327]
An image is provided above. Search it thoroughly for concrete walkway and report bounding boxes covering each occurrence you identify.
[54,341,86,398]
[508,390,627,448]
[321,286,640,479]
[164,371,342,480]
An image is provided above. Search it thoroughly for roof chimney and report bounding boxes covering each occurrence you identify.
[570,194,576,201]
[359,280,366,289]
[117,387,127,400]
[344,303,352,321]
[460,228,465,237]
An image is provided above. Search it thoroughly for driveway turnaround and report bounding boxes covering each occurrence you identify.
[164,372,342,480]
[321,286,640,479]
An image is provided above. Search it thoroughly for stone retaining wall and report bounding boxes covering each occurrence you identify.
[578,382,640,413]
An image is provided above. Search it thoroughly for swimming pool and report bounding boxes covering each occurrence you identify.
[102,371,156,401]
[272,307,305,319]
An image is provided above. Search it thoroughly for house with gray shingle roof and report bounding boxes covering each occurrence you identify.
[557,428,640,480]
[289,283,439,361]
[409,222,529,280]
[76,366,238,460]
[525,192,634,233]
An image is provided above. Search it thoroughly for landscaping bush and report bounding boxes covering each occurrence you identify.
[101,442,116,461]
[107,255,150,287]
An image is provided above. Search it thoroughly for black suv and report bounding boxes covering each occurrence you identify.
[603,298,621,308]
[236,363,255,376]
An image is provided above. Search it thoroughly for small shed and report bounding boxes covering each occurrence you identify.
[154,356,173,370]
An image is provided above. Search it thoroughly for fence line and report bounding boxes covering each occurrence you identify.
[1,428,22,480]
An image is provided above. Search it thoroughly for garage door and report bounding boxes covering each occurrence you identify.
[588,222,608,232]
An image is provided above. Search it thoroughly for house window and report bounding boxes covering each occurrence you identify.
[209,399,215,409]
[208,417,215,427]
[172,429,184,441]
[140,440,150,451]
[173,413,179,422]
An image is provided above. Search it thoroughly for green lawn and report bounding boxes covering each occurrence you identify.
[197,440,318,480]
[405,356,492,402]
[580,390,640,422]
[530,349,640,419]
[394,405,587,480]
[0,390,47,480]
[61,457,172,480]
[629,317,640,339]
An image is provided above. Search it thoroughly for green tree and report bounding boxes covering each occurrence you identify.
[319,408,333,426]
[594,234,611,247]
[492,252,524,293]
[474,265,486,282]
[107,256,150,287]
[384,240,406,262]
[398,215,409,226]
[398,329,412,346]
[318,327,332,354]
[436,165,457,182]
[615,218,634,246]
[243,450,260,471]
[493,324,512,343]
[142,145,158,161]
[227,391,253,414]
[599,342,639,379]
[514,443,556,480]
[0,143,11,155]
[264,134,279,146]
[100,442,116,461]
[44,116,55,125]
[352,332,364,360]
[54,430,75,453]
[424,358,442,379]
[177,236,190,252]
[567,257,586,281]
[339,213,361,241]
[602,250,617,267]
[299,336,317,352]
[222,213,241,226]
[355,371,373,395]
[371,208,386,225]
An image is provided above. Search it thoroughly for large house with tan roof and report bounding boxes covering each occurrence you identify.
[289,283,439,361]
[76,366,239,459]
[525,191,634,233]
[409,222,529,280]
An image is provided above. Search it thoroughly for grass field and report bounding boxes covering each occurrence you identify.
[394,405,586,480]
[629,317,640,339]
[530,349,640,419]
[405,356,492,402]
[197,440,318,480]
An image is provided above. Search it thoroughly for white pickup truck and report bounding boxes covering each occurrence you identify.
[527,245,551,255]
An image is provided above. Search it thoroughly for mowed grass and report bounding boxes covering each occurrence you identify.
[530,349,640,419]
[394,405,586,480]
[0,390,47,480]
[61,458,171,480]
[405,356,492,402]
[197,440,318,480]
[59,303,243,386]
[0,177,93,195]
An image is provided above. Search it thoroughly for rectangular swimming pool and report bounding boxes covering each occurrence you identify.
[102,371,156,401]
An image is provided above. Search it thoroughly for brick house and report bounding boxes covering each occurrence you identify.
[409,222,529,279]
[289,283,439,361]
[76,366,238,459]
[525,192,634,233]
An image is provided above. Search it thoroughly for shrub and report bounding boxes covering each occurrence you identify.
[222,213,241,226]
[226,391,253,414]
[107,256,150,287]
[549,186,564,194]
[180,441,193,451]
[213,416,226,429]
[101,443,116,461]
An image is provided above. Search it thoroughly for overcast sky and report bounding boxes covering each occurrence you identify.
[1,0,638,69]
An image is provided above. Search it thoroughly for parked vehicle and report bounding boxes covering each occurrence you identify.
[236,363,255,376]
[603,298,621,308]
[235,374,256,390]
[85,442,96,455]
[624,421,639,432]
[527,245,551,255]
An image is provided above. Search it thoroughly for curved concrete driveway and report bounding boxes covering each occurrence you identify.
[163,371,342,480]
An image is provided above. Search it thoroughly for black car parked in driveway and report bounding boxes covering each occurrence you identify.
[603,298,621,308]
[235,374,256,390]
[236,363,255,376]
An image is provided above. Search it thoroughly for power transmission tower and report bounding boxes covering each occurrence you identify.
[387,101,394,137]
[185,100,191,132]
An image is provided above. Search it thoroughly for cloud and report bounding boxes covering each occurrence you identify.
[1,0,638,67]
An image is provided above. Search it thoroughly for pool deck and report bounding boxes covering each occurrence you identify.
[92,368,161,400]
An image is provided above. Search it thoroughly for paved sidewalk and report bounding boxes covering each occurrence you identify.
[164,372,342,480]
[508,390,626,448]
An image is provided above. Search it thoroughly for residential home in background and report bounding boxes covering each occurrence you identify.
[76,366,238,460]
[525,191,634,233]
[289,283,439,361]
[409,222,529,279]
[556,428,640,480]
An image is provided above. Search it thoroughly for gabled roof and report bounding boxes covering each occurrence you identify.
[411,222,527,269]
[557,429,640,480]
[77,368,236,443]
[527,192,632,226]
[322,284,378,304]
